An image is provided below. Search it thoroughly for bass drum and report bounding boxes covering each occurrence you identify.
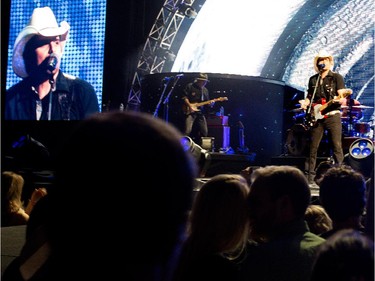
[286,124,309,156]
[354,122,371,137]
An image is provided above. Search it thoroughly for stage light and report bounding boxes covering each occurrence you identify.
[201,137,215,152]
[184,7,197,18]
[160,48,176,62]
[178,3,197,19]
[348,138,374,178]
[10,134,51,169]
[181,136,211,177]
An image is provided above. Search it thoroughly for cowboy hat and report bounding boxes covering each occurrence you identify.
[12,7,70,78]
[313,50,334,73]
[195,73,209,82]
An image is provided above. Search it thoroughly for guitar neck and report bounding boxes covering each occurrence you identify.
[319,100,334,112]
[195,99,218,107]
[318,91,352,112]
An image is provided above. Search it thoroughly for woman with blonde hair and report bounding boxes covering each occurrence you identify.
[1,171,47,226]
[305,204,333,235]
[173,174,250,281]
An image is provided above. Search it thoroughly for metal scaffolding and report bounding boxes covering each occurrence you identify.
[126,0,198,111]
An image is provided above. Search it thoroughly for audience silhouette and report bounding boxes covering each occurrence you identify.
[313,160,334,186]
[173,174,250,281]
[2,114,372,281]
[2,111,198,281]
[305,204,333,236]
[318,165,367,239]
[239,165,325,281]
[310,229,374,281]
[364,169,374,240]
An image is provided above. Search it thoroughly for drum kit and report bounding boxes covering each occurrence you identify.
[340,104,373,138]
[285,96,374,156]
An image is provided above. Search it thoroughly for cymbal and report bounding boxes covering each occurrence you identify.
[352,105,374,109]
[338,88,353,95]
[341,116,360,120]
[341,105,374,109]
[289,108,304,113]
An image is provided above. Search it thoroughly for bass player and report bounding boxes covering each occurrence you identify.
[181,73,214,145]
[299,50,351,183]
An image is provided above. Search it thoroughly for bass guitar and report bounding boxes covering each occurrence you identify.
[183,97,228,115]
[305,90,352,127]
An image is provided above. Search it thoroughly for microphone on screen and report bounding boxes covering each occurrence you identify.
[47,53,59,72]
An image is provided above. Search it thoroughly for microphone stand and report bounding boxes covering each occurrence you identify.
[153,78,171,118]
[305,72,321,184]
[48,74,56,121]
[163,75,182,123]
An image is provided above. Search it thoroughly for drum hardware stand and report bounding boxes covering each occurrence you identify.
[346,96,355,136]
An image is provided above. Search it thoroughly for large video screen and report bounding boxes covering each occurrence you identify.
[5,0,106,114]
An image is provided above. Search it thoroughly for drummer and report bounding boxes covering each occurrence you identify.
[341,95,363,122]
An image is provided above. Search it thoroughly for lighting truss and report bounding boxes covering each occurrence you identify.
[127,0,198,110]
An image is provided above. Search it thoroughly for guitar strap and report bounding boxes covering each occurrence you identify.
[326,76,335,101]
[304,73,321,127]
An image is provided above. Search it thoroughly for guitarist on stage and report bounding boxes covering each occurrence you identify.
[299,50,351,184]
[182,73,214,145]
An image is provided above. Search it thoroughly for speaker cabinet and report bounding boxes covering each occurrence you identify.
[208,125,230,150]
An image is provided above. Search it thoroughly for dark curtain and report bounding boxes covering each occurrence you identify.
[102,0,165,110]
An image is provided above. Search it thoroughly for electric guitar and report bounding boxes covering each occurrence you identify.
[305,90,352,127]
[182,97,228,115]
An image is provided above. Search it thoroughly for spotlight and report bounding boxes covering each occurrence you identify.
[178,3,198,19]
[164,50,176,62]
[157,47,176,62]
[181,136,211,177]
[184,7,197,18]
[201,137,215,152]
[10,134,51,169]
[348,138,374,178]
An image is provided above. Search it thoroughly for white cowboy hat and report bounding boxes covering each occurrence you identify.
[313,50,334,73]
[12,6,70,78]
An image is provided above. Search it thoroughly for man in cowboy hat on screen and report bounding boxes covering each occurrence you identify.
[299,50,351,183]
[5,6,99,120]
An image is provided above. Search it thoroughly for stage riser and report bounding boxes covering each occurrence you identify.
[202,152,256,177]
[270,156,331,173]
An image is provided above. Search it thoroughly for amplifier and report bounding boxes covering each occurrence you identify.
[208,126,230,150]
[206,115,229,126]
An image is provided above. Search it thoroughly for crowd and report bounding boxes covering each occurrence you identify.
[1,110,373,281]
